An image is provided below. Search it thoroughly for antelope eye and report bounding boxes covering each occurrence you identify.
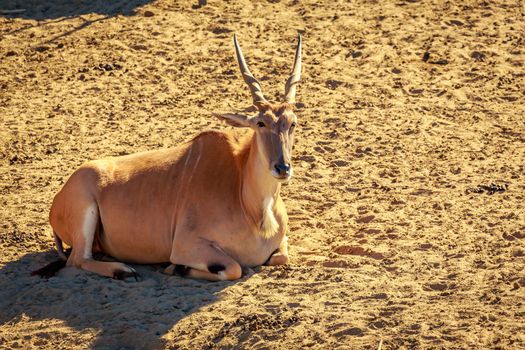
[257,121,265,128]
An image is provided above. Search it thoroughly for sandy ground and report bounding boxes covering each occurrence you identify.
[1,0,524,349]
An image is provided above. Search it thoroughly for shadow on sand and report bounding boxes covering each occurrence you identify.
[0,0,154,20]
[0,1,227,347]
[0,0,156,42]
[0,250,236,349]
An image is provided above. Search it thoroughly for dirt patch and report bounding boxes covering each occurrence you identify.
[1,0,524,349]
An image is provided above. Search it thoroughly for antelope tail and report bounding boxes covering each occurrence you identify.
[31,231,69,278]
[54,231,68,261]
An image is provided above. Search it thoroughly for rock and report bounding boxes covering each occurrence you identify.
[448,19,464,26]
[211,27,233,35]
[331,160,349,167]
[355,215,375,224]
[334,327,364,337]
[409,88,424,95]
[34,46,50,52]
[471,51,485,61]
[431,59,449,65]
[326,79,344,89]
[131,44,148,51]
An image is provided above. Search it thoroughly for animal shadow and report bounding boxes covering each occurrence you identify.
[0,0,153,20]
[0,0,156,41]
[0,250,236,349]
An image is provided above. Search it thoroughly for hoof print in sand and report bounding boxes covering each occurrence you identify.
[113,269,139,281]
[212,313,300,344]
[423,282,456,292]
[467,183,508,195]
[334,245,385,260]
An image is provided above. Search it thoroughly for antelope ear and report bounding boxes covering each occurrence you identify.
[213,112,253,128]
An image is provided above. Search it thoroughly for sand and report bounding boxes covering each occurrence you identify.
[1,0,524,348]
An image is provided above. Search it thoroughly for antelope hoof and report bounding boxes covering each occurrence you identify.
[113,268,139,281]
[241,265,255,277]
[266,254,289,266]
[208,263,226,274]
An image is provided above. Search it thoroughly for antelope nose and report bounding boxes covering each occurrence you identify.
[274,163,291,176]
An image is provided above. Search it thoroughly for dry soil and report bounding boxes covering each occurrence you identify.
[1,0,524,349]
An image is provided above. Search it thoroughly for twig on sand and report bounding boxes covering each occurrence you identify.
[0,9,26,14]
[378,338,383,350]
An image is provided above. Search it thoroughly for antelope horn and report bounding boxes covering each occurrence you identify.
[233,34,268,106]
[284,34,302,104]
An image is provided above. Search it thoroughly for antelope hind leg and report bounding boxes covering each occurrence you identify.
[66,201,138,280]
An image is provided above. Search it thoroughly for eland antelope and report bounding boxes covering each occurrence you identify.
[33,34,302,281]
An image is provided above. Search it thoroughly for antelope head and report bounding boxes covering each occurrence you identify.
[215,34,302,182]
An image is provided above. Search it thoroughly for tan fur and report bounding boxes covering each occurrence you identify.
[50,129,289,280]
[260,197,279,239]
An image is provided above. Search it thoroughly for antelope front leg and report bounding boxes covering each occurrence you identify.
[265,235,289,266]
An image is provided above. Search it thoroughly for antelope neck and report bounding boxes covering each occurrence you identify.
[240,132,280,235]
